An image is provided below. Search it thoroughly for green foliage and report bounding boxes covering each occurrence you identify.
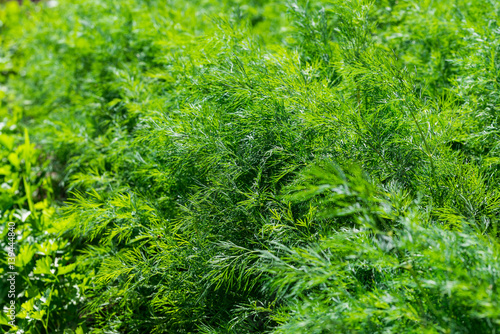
[2,0,500,332]
[262,164,500,333]
[0,120,87,333]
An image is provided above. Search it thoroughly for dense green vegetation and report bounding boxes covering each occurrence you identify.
[1,0,500,332]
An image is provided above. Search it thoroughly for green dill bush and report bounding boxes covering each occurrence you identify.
[2,0,500,332]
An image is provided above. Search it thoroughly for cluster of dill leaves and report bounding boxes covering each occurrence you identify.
[1,0,500,332]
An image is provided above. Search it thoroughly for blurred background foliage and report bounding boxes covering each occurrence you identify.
[1,0,500,332]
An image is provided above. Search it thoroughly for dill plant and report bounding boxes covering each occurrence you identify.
[1,0,500,332]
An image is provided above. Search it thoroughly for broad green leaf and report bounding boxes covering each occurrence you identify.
[16,244,36,267]
[33,257,53,276]
[57,263,77,276]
